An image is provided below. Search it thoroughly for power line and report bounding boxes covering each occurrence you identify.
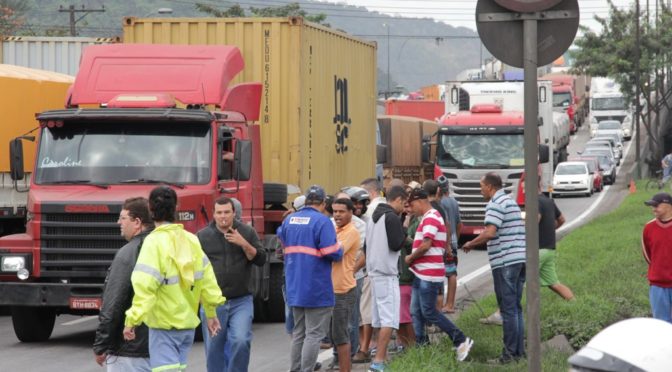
[58,4,106,36]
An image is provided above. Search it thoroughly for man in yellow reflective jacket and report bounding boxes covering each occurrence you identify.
[124,186,225,372]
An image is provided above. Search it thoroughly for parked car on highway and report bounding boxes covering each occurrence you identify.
[591,120,624,141]
[569,156,604,192]
[586,138,621,162]
[582,142,620,166]
[552,161,594,197]
[580,151,617,184]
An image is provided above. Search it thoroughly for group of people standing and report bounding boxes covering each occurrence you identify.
[279,177,474,372]
[93,186,265,372]
[90,170,582,372]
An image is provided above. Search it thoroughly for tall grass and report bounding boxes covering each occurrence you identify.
[389,183,655,371]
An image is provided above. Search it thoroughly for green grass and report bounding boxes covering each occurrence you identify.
[389,182,655,371]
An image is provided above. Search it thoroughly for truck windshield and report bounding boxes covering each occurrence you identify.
[34,121,211,185]
[437,133,524,168]
[553,92,572,108]
[592,97,626,110]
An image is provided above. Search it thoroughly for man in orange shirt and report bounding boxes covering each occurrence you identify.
[330,198,361,372]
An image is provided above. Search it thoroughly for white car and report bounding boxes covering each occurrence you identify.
[592,120,624,140]
[552,161,594,197]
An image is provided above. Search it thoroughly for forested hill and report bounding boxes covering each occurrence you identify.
[15,0,487,90]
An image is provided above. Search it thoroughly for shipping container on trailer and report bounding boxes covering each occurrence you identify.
[123,17,377,194]
[0,64,74,235]
[0,36,120,76]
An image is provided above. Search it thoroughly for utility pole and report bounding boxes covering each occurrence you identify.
[636,0,642,179]
[59,5,105,36]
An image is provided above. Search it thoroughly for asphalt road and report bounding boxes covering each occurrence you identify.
[0,122,635,372]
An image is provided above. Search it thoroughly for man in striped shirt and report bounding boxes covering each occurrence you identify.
[405,188,473,362]
[463,172,526,363]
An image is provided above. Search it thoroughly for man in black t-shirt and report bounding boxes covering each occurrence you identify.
[538,193,574,300]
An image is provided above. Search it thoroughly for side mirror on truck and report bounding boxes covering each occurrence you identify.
[421,134,433,163]
[10,138,25,181]
[538,144,550,164]
[234,140,252,181]
[376,144,387,164]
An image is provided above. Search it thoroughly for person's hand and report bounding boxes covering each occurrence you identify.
[446,248,454,258]
[403,214,411,229]
[207,317,221,337]
[123,326,135,341]
[225,228,246,247]
[404,255,413,265]
[462,241,474,253]
[94,352,107,366]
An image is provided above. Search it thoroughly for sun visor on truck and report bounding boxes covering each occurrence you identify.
[69,44,244,107]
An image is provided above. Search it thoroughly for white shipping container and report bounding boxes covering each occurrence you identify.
[1,36,119,76]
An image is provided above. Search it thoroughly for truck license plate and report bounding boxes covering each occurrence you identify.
[69,297,101,310]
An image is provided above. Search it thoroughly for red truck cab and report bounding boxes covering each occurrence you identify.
[0,44,287,342]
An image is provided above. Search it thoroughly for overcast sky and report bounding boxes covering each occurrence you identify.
[318,0,651,33]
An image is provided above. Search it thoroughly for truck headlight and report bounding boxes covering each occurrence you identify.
[623,115,632,123]
[1,256,25,272]
[590,116,598,124]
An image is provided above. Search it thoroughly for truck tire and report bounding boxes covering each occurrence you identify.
[264,183,287,205]
[266,264,286,323]
[11,306,56,342]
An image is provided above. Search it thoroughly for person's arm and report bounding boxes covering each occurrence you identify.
[353,251,366,273]
[93,251,133,362]
[405,237,432,264]
[385,214,407,252]
[555,214,566,229]
[318,220,343,262]
[642,230,651,265]
[226,227,265,264]
[462,224,498,252]
[123,238,161,340]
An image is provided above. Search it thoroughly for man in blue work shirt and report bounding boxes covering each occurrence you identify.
[278,185,343,372]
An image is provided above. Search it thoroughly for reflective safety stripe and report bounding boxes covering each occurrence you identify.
[320,243,341,256]
[179,364,187,371]
[134,263,164,283]
[202,255,210,267]
[152,363,181,372]
[163,276,180,285]
[284,245,321,257]
[194,271,204,280]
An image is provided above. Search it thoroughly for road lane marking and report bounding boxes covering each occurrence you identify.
[61,315,97,326]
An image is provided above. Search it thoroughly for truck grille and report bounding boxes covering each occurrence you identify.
[40,209,124,280]
[595,115,625,123]
[450,180,515,226]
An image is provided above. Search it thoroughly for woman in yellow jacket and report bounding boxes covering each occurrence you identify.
[124,186,226,372]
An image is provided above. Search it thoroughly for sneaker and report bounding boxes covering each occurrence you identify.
[368,361,386,372]
[326,357,339,371]
[456,337,474,362]
[352,351,371,364]
[314,361,322,371]
[479,312,503,326]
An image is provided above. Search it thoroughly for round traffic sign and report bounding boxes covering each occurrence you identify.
[477,0,579,68]
[494,0,563,12]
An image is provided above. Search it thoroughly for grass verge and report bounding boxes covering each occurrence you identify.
[389,182,655,371]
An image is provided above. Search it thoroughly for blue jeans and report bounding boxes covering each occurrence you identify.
[148,328,195,371]
[663,166,671,183]
[411,277,466,347]
[650,285,672,323]
[200,294,254,372]
[492,263,526,360]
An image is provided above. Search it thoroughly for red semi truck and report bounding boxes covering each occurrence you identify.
[0,44,290,341]
[383,99,444,122]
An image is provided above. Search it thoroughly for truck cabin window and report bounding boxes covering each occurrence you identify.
[437,133,524,169]
[35,121,211,185]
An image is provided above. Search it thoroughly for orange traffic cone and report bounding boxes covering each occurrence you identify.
[629,179,637,194]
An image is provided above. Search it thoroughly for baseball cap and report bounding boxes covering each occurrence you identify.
[407,188,428,203]
[292,195,306,211]
[305,185,326,202]
[437,175,450,191]
[644,192,672,207]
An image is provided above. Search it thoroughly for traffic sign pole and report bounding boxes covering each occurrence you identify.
[523,18,541,372]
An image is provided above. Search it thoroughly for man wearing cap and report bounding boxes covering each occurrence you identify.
[278,185,343,372]
[405,188,473,362]
[642,192,672,323]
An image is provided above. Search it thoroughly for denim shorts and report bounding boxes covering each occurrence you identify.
[331,287,357,345]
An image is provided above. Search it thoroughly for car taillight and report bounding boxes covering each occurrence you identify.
[567,105,575,121]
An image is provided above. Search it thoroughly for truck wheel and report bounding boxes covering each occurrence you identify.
[266,264,286,323]
[11,306,56,342]
[263,183,288,205]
